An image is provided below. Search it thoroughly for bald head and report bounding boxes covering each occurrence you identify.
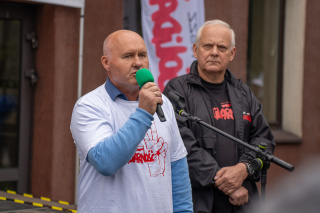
[103,30,145,60]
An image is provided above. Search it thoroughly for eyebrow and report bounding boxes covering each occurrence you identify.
[121,50,147,56]
[138,50,148,55]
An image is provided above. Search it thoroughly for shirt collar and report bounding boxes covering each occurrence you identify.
[105,78,129,101]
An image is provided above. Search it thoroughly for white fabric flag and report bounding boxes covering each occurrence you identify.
[141,0,205,91]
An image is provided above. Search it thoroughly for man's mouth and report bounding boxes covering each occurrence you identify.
[208,61,220,64]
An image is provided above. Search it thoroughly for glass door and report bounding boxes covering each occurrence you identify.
[0,2,36,193]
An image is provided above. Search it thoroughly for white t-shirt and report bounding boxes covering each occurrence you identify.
[70,84,187,213]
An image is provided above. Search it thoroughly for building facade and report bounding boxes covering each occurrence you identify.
[0,0,319,204]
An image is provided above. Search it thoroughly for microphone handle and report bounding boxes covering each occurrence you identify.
[156,104,166,122]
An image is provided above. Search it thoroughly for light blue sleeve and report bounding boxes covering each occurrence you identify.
[87,108,153,176]
[171,156,193,212]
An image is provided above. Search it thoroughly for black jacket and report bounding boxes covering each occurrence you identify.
[163,60,275,212]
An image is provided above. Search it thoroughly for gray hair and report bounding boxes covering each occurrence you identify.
[196,19,235,49]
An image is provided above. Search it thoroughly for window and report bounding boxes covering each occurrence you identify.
[247,0,285,126]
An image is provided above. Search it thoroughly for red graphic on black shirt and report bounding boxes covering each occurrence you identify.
[213,102,234,120]
[213,102,252,122]
[128,121,168,177]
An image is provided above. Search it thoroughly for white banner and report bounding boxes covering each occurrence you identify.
[141,0,205,91]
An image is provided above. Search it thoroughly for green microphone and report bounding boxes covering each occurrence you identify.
[136,68,166,122]
[136,68,154,87]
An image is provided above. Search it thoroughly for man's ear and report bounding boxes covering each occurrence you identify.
[193,43,198,58]
[101,55,110,71]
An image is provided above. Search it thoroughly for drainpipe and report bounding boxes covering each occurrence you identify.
[75,2,85,204]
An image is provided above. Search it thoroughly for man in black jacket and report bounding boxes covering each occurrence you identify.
[163,19,275,213]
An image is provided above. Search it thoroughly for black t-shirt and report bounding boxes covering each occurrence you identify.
[202,78,238,212]
[201,78,236,168]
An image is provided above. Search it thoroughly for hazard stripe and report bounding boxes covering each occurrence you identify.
[23,193,33,198]
[7,190,16,194]
[59,200,69,205]
[41,196,51,201]
[14,199,24,204]
[52,206,63,211]
[33,202,43,207]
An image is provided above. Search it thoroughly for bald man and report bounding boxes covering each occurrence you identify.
[70,30,193,213]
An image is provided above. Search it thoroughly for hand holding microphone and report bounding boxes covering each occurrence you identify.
[136,68,166,122]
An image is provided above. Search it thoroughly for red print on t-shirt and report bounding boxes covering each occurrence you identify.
[213,102,234,120]
[213,102,252,122]
[128,121,168,177]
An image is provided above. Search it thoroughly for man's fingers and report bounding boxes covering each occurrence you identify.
[138,83,163,115]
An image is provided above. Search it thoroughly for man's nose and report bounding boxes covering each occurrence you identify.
[211,46,218,55]
[133,55,142,67]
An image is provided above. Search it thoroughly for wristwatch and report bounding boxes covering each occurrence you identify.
[243,162,255,176]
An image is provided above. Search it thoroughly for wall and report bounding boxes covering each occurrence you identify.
[81,1,124,96]
[31,5,80,202]
[204,0,249,82]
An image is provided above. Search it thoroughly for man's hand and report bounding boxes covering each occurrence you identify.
[214,163,248,195]
[138,82,163,115]
[228,186,248,206]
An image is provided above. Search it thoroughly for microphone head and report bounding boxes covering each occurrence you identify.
[136,68,154,87]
